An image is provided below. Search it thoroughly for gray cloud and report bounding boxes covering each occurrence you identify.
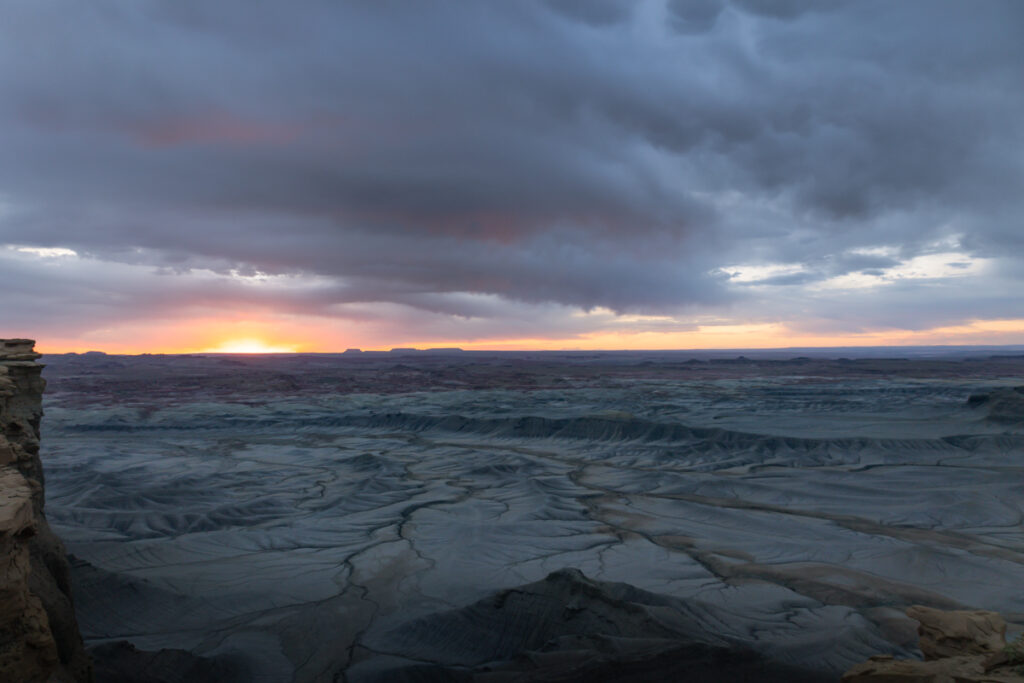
[667,0,724,34]
[0,0,1021,342]
[730,0,848,20]
[545,0,635,26]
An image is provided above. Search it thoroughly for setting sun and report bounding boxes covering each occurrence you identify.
[203,338,298,353]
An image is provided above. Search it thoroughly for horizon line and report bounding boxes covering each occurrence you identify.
[35,342,1024,357]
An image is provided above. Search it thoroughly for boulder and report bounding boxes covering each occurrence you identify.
[906,605,1006,660]
[841,605,1024,683]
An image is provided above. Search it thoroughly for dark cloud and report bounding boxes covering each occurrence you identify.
[0,0,1021,342]
[544,0,634,26]
[667,0,724,34]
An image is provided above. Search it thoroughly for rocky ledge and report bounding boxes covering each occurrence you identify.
[843,605,1024,682]
[1,339,91,682]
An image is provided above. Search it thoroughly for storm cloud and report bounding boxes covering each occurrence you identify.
[1,0,1021,346]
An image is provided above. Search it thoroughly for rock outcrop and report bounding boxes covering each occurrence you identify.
[89,641,248,683]
[967,386,1024,424]
[353,568,832,682]
[1,339,91,682]
[842,605,1024,682]
[907,605,1009,660]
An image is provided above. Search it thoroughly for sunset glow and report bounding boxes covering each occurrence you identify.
[26,317,1024,355]
[202,338,300,354]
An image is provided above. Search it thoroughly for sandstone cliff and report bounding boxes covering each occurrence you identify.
[1,339,91,682]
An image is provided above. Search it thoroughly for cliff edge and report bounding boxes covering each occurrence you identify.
[1,339,91,682]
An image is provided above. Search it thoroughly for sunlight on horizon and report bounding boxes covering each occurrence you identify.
[27,316,1024,355]
[202,338,299,353]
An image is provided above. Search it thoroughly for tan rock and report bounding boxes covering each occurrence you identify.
[0,466,61,683]
[841,605,1024,683]
[906,605,1007,660]
[0,468,35,535]
[1,340,91,682]
[0,339,42,361]
[841,653,985,682]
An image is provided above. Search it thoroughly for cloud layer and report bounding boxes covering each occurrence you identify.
[1,0,1022,347]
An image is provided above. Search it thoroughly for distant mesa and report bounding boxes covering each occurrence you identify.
[343,348,362,354]
[389,347,418,353]
[426,347,464,353]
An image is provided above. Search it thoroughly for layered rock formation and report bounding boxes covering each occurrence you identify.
[1,340,91,682]
[842,605,1024,682]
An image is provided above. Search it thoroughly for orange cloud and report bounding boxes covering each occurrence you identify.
[399,318,1024,352]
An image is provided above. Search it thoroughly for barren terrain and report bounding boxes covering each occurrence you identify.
[38,350,1024,681]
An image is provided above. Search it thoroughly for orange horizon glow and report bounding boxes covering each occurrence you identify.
[201,338,300,354]
[27,317,1024,355]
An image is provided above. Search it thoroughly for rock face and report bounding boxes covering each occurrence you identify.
[842,605,1024,683]
[907,605,1008,660]
[1,340,91,682]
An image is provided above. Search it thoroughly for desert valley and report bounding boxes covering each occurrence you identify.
[21,348,1022,681]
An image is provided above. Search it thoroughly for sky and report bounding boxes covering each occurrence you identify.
[1,0,1023,353]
